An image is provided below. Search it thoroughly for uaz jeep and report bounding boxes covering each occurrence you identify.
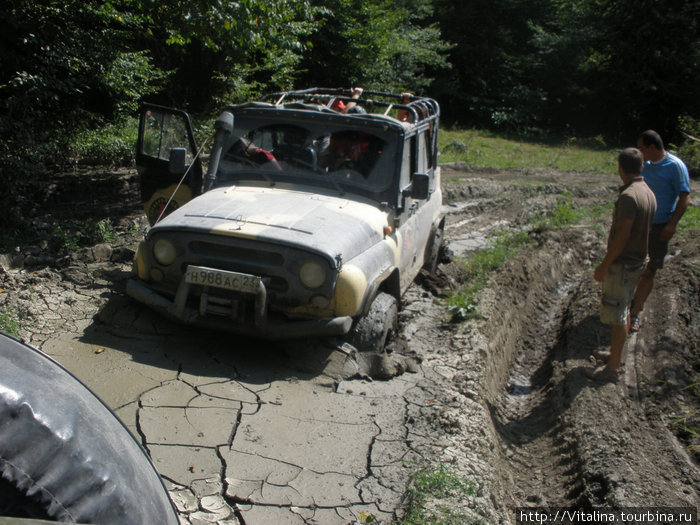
[127,88,444,351]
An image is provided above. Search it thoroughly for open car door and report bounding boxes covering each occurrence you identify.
[136,104,203,225]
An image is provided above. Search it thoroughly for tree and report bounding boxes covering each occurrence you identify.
[531,0,700,141]
[134,0,315,111]
[297,0,450,93]
[430,0,552,129]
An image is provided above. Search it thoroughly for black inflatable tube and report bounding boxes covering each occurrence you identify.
[0,332,179,524]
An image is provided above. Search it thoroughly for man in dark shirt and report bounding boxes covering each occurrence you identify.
[586,148,657,381]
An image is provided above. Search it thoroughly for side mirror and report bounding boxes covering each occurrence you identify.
[169,147,187,175]
[410,173,430,200]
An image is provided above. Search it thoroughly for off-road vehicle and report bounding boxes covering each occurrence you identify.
[127,88,444,351]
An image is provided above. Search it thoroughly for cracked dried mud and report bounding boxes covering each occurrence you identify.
[1,164,698,523]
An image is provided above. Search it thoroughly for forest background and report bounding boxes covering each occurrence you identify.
[1,0,698,228]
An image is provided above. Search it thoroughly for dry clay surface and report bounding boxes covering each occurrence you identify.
[1,164,699,523]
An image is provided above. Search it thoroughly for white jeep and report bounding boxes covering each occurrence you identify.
[127,88,444,351]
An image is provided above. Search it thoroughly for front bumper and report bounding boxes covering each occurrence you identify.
[126,278,353,339]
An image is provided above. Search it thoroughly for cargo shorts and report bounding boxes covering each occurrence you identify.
[600,261,646,326]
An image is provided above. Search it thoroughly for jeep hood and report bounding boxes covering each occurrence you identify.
[151,185,390,266]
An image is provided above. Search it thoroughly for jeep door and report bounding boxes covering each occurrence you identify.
[396,127,441,290]
[136,104,203,225]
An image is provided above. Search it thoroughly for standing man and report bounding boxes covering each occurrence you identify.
[629,130,691,332]
[587,148,656,381]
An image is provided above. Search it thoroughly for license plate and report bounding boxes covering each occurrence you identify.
[185,265,261,294]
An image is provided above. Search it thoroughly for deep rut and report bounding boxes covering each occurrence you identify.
[489,274,589,507]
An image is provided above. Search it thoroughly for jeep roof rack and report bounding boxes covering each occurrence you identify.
[259,88,439,125]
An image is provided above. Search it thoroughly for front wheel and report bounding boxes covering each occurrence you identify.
[424,224,445,274]
[346,292,398,353]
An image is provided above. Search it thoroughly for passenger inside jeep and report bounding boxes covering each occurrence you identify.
[216,118,394,194]
[223,137,281,170]
[324,130,383,177]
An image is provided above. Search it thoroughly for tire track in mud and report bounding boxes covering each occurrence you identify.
[471,228,605,509]
[488,274,587,506]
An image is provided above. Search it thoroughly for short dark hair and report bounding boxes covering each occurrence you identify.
[638,129,663,150]
[618,147,644,175]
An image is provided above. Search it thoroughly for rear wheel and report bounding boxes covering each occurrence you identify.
[347,292,398,353]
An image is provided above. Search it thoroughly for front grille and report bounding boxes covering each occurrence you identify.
[151,231,334,305]
[189,241,284,266]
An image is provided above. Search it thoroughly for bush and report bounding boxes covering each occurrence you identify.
[676,116,700,179]
[67,118,138,167]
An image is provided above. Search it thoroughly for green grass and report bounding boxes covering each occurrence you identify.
[397,464,484,525]
[68,118,138,167]
[446,194,615,322]
[439,128,616,172]
[531,191,613,232]
[679,205,700,231]
[0,308,22,338]
[47,218,117,255]
[445,231,529,321]
[0,218,118,257]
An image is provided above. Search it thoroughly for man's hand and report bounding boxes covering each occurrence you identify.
[660,223,676,242]
[594,263,608,282]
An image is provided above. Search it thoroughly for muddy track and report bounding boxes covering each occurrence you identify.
[489,274,586,507]
[419,166,700,520]
[1,165,698,523]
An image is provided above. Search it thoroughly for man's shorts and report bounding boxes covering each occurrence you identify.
[648,223,669,270]
[600,262,646,326]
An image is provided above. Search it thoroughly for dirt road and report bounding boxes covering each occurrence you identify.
[1,164,698,523]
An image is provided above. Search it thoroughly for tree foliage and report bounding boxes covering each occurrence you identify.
[431,0,700,140]
[0,0,698,228]
[297,0,450,92]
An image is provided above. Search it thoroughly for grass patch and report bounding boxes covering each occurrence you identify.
[679,205,700,231]
[445,194,614,322]
[0,308,22,338]
[439,128,616,173]
[398,464,483,525]
[67,118,138,167]
[531,191,613,233]
[445,230,529,321]
[48,218,117,256]
[1,218,118,257]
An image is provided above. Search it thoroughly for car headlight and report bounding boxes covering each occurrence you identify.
[153,239,177,266]
[299,261,326,289]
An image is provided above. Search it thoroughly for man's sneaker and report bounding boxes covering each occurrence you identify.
[630,314,641,333]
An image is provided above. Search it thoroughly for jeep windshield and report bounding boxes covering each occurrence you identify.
[214,115,398,197]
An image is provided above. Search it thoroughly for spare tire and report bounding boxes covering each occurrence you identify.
[0,332,178,524]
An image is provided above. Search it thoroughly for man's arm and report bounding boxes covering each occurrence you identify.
[660,191,690,241]
[594,217,634,282]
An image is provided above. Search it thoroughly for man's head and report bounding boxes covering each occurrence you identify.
[637,129,664,162]
[618,147,644,182]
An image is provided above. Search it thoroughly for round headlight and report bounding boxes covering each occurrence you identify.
[153,239,177,266]
[300,261,326,289]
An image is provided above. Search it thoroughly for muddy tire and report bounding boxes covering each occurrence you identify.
[347,292,398,353]
[424,224,446,274]
[0,333,179,525]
